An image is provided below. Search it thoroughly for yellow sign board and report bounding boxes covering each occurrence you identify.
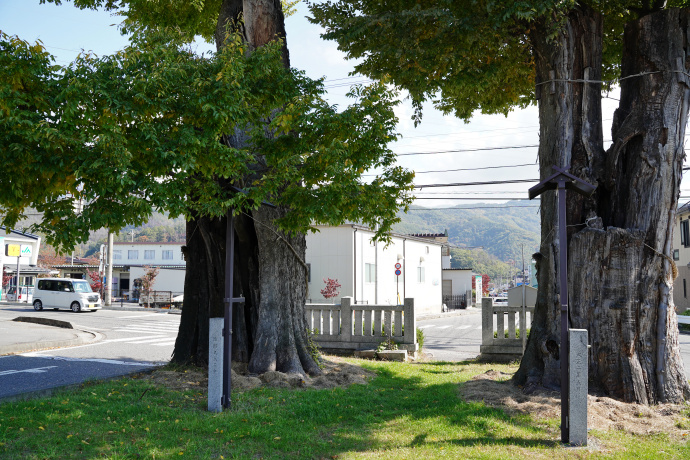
[5,244,20,257]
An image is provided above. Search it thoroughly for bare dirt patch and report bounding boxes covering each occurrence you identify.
[140,356,375,393]
[462,368,690,438]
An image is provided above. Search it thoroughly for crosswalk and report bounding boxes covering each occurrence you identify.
[418,324,482,330]
[418,323,524,331]
[108,319,180,347]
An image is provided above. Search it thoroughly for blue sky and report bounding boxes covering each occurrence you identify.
[2,1,676,210]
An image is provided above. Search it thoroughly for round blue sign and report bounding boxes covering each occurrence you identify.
[395,269,401,276]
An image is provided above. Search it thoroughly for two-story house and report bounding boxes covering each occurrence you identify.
[305,224,444,316]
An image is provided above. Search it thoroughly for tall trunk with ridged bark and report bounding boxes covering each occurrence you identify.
[515,6,690,404]
[172,0,322,377]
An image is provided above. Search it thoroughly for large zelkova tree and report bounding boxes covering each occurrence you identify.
[311,0,690,403]
[1,0,414,376]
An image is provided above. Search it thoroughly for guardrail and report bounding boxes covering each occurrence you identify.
[305,297,417,353]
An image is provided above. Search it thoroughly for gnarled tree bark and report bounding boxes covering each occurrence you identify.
[516,6,690,404]
[172,0,322,377]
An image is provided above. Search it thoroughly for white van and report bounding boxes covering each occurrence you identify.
[6,286,34,303]
[33,278,101,313]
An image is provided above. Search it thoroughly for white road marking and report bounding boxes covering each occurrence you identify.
[151,341,176,347]
[436,325,452,329]
[0,366,58,376]
[418,325,435,329]
[127,337,176,344]
[456,325,472,330]
[104,335,167,343]
[113,313,165,319]
[19,354,156,366]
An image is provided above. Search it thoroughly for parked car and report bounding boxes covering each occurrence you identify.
[6,286,34,303]
[32,278,101,313]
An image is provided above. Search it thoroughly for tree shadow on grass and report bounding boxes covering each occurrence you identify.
[265,364,557,458]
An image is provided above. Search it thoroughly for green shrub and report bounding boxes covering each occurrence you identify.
[306,328,324,369]
[416,327,425,351]
[494,328,530,339]
[376,336,398,352]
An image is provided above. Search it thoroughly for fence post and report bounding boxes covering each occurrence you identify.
[481,298,494,346]
[341,297,352,343]
[403,298,415,345]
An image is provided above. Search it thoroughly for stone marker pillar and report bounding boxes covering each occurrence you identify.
[208,318,224,413]
[568,329,588,446]
[481,298,494,347]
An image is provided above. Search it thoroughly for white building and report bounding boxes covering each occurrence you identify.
[111,242,185,295]
[0,227,47,298]
[442,268,474,297]
[305,224,444,316]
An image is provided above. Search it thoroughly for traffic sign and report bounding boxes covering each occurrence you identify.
[394,262,401,270]
[395,269,401,276]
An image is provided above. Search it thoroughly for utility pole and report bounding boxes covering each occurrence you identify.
[105,231,113,305]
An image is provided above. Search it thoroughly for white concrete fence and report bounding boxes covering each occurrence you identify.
[479,297,535,361]
[305,297,417,353]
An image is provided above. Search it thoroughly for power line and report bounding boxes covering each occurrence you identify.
[406,205,540,211]
[398,144,539,156]
[414,179,539,189]
[366,163,535,177]
[412,197,532,200]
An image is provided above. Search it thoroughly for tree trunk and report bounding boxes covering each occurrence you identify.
[516,6,690,404]
[172,0,322,377]
[515,4,605,391]
[570,8,690,403]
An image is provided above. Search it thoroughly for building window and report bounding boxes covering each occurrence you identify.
[682,220,690,248]
[128,250,138,260]
[674,249,680,261]
[162,250,173,260]
[113,250,122,260]
[417,267,425,283]
[144,250,155,260]
[365,263,376,283]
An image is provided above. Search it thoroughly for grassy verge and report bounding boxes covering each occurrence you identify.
[1,359,688,459]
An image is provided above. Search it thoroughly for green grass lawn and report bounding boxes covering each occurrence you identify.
[1,359,688,459]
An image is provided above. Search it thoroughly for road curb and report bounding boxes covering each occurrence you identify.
[0,367,159,403]
[0,325,101,356]
[13,316,74,329]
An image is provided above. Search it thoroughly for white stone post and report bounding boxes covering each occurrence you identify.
[208,318,224,413]
[568,329,589,446]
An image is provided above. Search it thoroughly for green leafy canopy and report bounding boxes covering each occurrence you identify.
[0,29,414,251]
[308,0,690,124]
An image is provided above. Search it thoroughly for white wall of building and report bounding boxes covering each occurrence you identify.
[130,266,185,293]
[306,226,354,303]
[113,242,185,266]
[442,269,474,296]
[306,225,443,316]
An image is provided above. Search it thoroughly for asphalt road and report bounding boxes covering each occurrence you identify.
[0,306,180,400]
[418,308,690,380]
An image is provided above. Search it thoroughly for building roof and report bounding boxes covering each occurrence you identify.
[679,201,690,215]
[4,265,53,274]
[442,268,473,271]
[0,226,40,240]
[113,242,184,246]
[407,231,448,238]
[313,223,447,246]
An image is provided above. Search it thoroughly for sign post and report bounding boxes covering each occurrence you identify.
[222,208,245,409]
[394,263,402,304]
[529,165,595,444]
